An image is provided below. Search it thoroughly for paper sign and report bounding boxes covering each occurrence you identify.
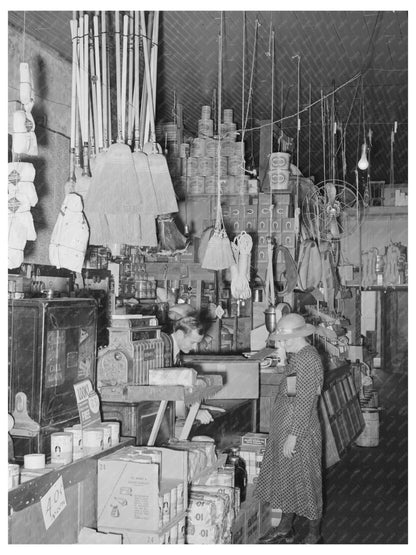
[73,379,101,428]
[40,475,67,530]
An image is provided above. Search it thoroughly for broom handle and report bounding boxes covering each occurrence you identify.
[134,11,140,150]
[70,19,78,152]
[115,11,122,142]
[89,36,99,157]
[140,11,153,146]
[74,18,82,169]
[141,11,156,144]
[127,11,134,146]
[101,11,108,149]
[83,14,90,172]
[107,51,112,144]
[121,14,129,142]
[93,14,103,151]
[77,17,85,144]
[151,11,159,127]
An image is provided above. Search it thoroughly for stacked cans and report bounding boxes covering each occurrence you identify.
[182,106,248,195]
[268,152,291,190]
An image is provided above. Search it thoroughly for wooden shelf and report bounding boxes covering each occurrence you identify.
[346,205,408,217]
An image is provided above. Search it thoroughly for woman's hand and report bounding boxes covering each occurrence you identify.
[283,434,297,458]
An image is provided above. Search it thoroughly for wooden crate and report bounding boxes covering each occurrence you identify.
[8,438,134,544]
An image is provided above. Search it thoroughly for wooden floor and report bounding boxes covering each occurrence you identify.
[294,368,408,544]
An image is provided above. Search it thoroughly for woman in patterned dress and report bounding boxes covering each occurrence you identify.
[255,313,324,544]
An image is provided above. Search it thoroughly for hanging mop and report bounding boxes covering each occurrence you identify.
[202,12,234,271]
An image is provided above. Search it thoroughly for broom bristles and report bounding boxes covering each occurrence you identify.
[132,151,159,216]
[201,230,234,270]
[84,142,143,214]
[148,153,179,214]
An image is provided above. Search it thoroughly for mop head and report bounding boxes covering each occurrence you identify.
[201,227,234,270]
[157,214,188,253]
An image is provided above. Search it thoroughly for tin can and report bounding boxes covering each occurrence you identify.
[190,138,206,157]
[8,463,20,489]
[99,424,112,449]
[23,453,45,469]
[223,108,233,123]
[82,427,104,455]
[179,143,190,158]
[51,432,73,464]
[177,517,186,544]
[205,138,217,158]
[64,426,84,460]
[228,155,244,176]
[104,421,121,445]
[197,156,214,177]
[186,157,198,177]
[198,119,213,138]
[269,152,291,170]
[170,523,178,544]
[176,482,185,513]
[201,105,211,120]
[162,490,171,525]
[189,176,205,195]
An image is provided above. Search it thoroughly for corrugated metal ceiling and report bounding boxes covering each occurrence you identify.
[8,10,408,185]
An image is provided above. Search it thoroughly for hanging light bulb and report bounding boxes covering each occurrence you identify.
[358,142,369,171]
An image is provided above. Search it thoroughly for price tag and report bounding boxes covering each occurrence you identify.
[40,476,67,530]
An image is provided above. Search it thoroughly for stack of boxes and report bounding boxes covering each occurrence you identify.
[180,106,250,196]
[256,192,295,276]
[268,152,291,190]
[97,446,188,544]
[239,432,268,485]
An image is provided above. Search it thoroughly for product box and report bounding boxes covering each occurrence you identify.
[245,498,261,544]
[121,512,186,544]
[241,432,269,447]
[231,509,246,544]
[97,446,188,534]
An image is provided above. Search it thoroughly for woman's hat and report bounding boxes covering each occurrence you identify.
[271,313,315,341]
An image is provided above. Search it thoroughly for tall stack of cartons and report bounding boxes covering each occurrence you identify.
[97,446,188,544]
[180,107,249,196]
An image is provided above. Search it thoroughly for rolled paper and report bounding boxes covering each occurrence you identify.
[12,132,31,155]
[13,110,27,133]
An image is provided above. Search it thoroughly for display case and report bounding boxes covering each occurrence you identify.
[8,298,97,461]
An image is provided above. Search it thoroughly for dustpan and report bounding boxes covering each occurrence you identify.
[141,11,178,216]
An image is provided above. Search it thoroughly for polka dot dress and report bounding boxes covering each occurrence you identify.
[255,345,324,520]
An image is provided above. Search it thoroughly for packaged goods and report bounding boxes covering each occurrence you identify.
[97,447,187,534]
[50,432,73,464]
[64,427,84,460]
[241,432,269,447]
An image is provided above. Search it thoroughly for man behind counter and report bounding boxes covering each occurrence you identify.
[164,311,213,426]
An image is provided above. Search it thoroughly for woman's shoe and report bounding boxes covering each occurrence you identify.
[300,532,323,544]
[259,527,295,544]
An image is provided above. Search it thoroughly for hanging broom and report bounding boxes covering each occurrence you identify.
[64,16,79,195]
[202,12,234,271]
[131,10,158,246]
[84,12,145,249]
[141,10,178,216]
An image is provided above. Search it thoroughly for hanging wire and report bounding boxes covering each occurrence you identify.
[242,18,259,145]
[241,11,246,143]
[321,90,326,183]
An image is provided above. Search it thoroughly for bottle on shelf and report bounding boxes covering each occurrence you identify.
[225,446,248,503]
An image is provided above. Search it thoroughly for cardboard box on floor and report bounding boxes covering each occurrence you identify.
[231,486,271,544]
[97,446,188,534]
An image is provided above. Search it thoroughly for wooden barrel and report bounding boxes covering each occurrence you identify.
[355,409,379,447]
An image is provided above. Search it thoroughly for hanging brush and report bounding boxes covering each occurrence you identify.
[202,12,234,271]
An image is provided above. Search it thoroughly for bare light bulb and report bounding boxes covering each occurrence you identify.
[358,142,369,171]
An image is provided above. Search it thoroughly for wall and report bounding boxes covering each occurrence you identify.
[9,25,72,265]
[340,209,408,265]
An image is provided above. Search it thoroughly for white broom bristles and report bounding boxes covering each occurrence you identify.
[201,228,235,270]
